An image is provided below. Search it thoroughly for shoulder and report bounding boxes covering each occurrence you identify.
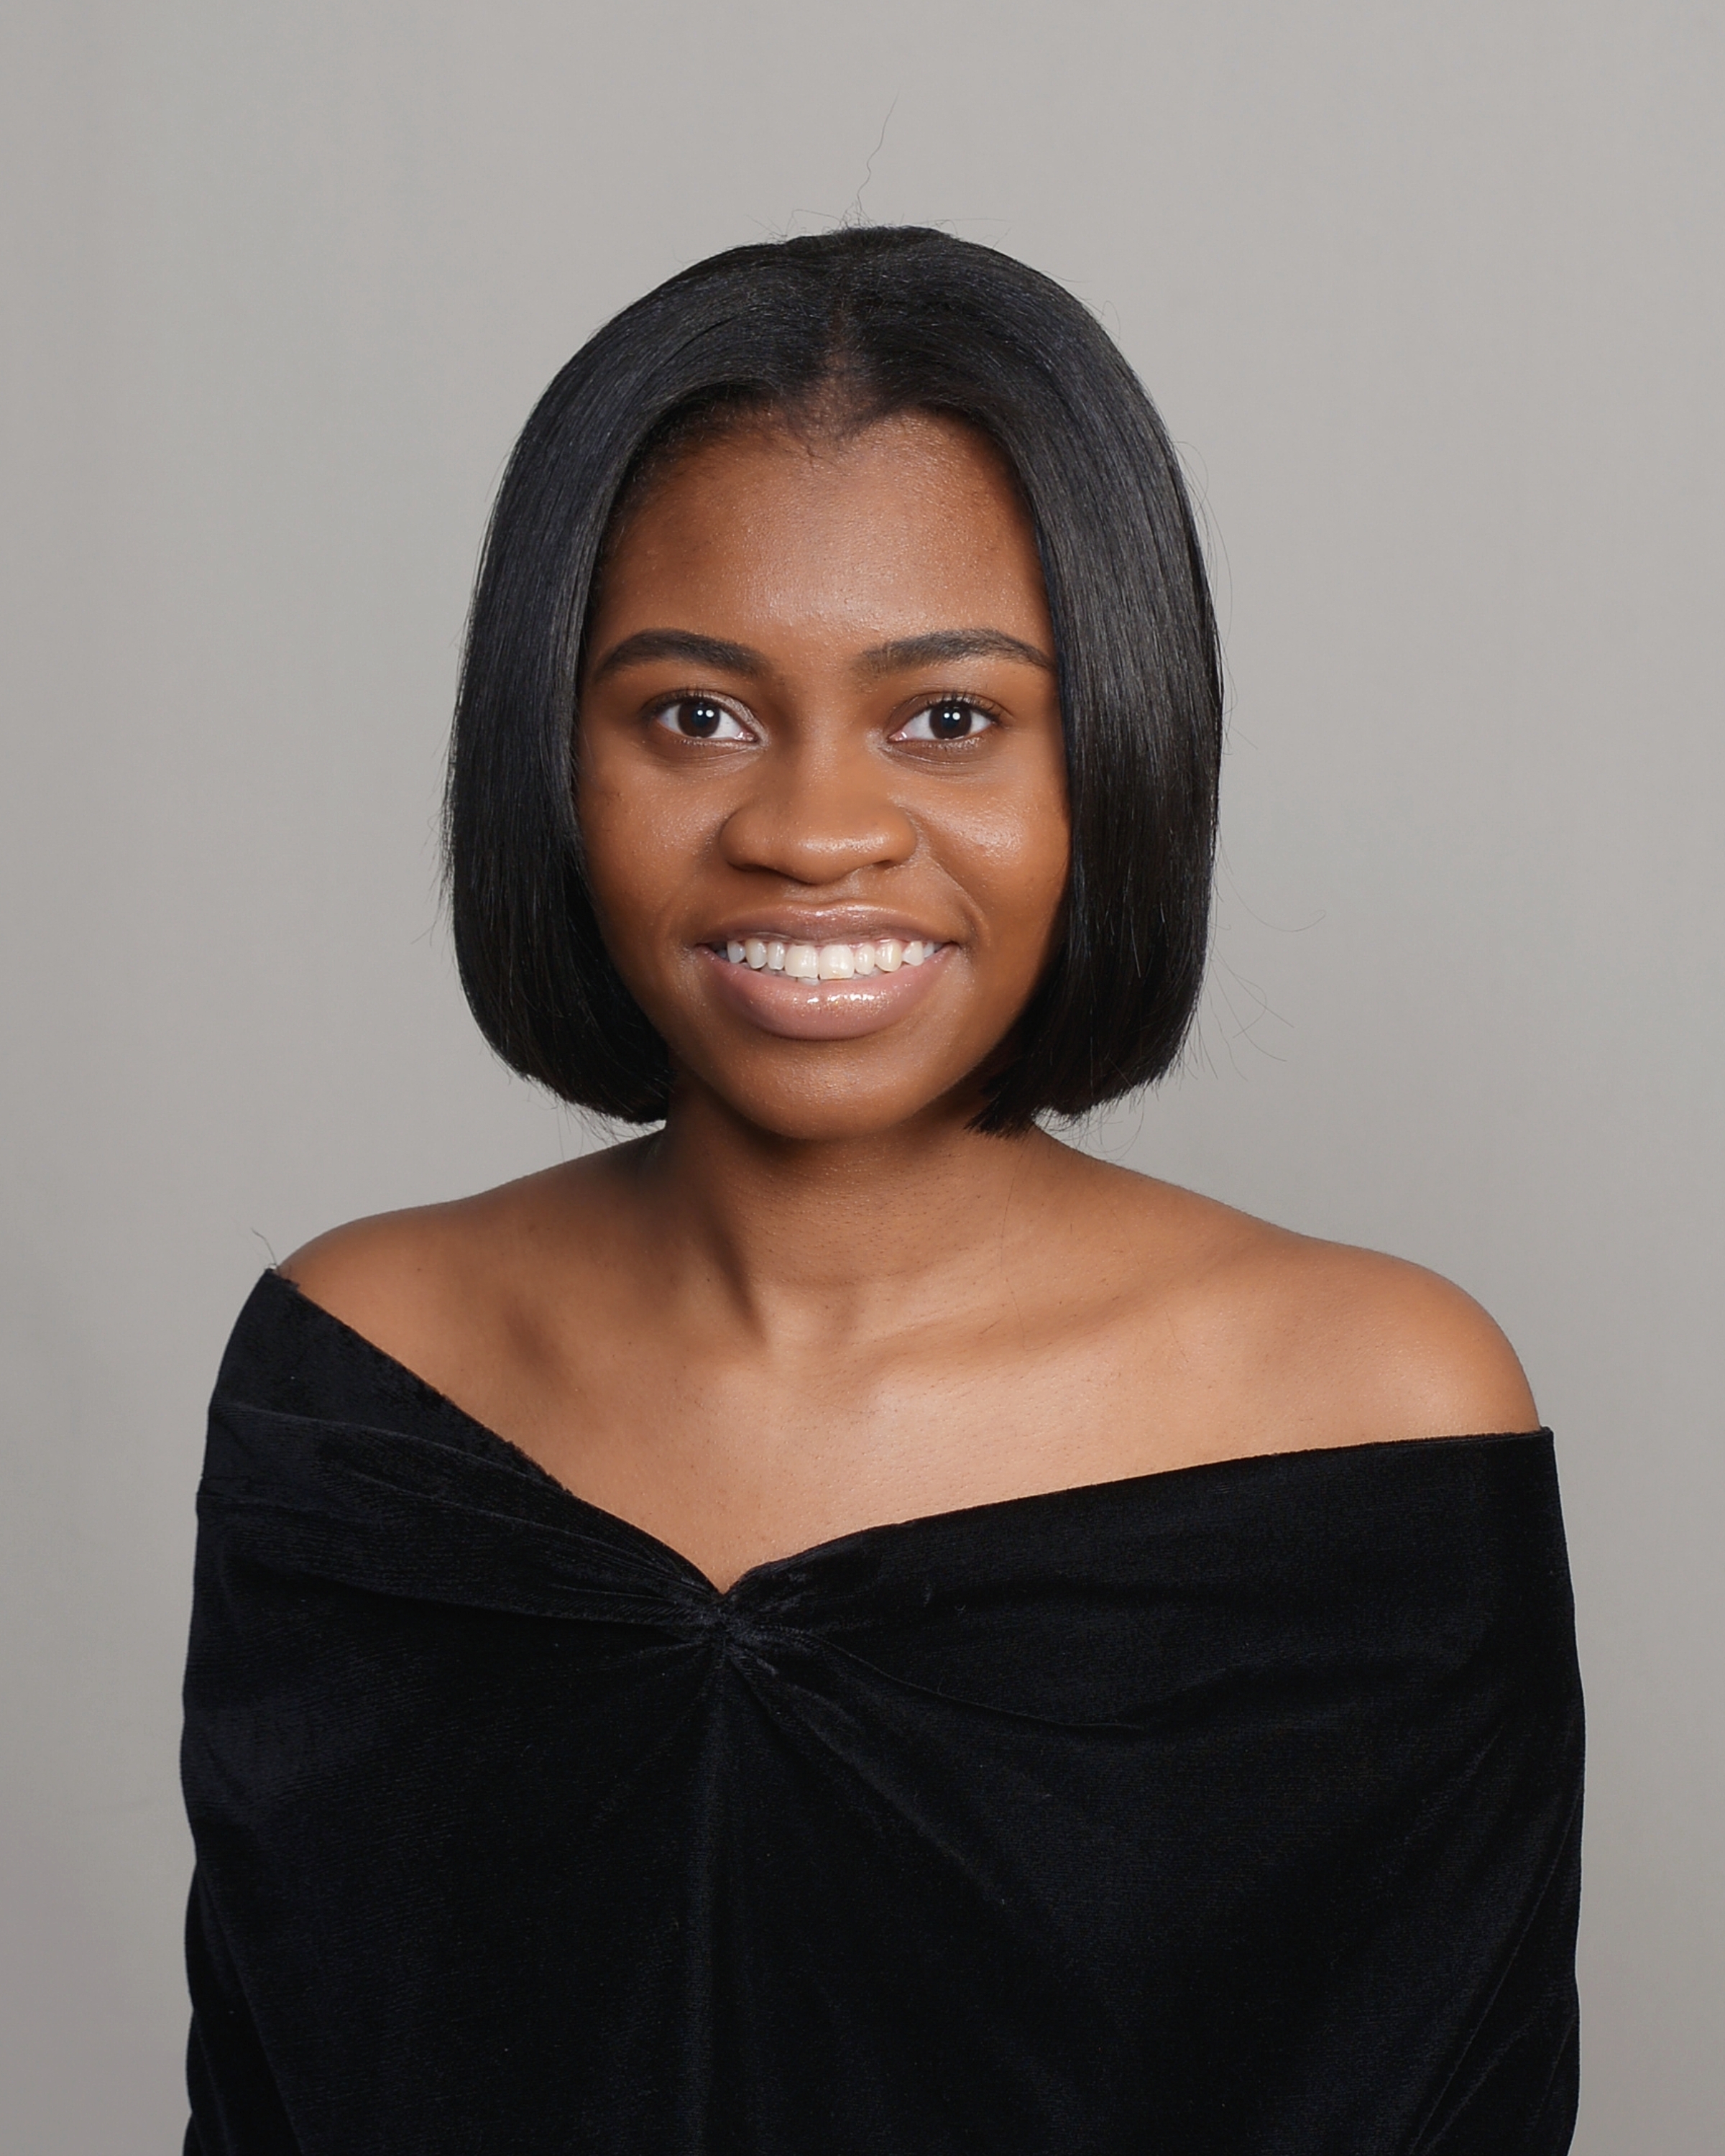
[1094,1171,1540,1454]
[1248,1232,1540,1446]
[278,1150,635,1390]
[282,1202,478,1363]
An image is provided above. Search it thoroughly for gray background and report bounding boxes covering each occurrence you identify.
[3,1,1720,2147]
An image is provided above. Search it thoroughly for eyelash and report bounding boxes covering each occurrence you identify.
[648,694,753,742]
[646,693,1002,745]
[893,698,1000,744]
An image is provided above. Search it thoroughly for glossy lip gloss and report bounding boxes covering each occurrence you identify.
[699,941,953,1041]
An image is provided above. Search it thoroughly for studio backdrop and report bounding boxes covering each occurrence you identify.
[1,3,1720,2150]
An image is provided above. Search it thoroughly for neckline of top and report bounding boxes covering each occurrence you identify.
[250,1268,1550,1601]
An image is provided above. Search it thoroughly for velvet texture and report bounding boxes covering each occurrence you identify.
[183,1272,1582,2154]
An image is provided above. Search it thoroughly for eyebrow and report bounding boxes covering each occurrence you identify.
[587,624,1057,686]
[589,629,768,683]
[852,629,1056,678]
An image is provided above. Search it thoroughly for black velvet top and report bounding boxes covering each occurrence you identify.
[183,1271,1583,2155]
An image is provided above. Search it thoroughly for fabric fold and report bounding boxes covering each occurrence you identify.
[183,1270,1582,2155]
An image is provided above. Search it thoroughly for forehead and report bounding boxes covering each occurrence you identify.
[592,410,1050,645]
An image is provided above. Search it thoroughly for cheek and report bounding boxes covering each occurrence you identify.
[573,760,635,917]
[576,747,702,938]
[576,801,678,991]
[965,780,1071,967]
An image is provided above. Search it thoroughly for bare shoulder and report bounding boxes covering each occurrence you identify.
[279,1147,639,1389]
[1251,1230,1540,1446]
[1087,1167,1540,1455]
[280,1199,488,1371]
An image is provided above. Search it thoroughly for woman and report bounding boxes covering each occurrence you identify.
[182,226,1581,2154]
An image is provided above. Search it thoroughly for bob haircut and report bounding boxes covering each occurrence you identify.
[447,225,1222,1133]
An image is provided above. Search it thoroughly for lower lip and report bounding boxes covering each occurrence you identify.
[699,944,953,1040]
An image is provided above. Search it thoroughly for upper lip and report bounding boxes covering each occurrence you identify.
[699,910,953,946]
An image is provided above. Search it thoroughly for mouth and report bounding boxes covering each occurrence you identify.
[717,933,939,979]
[697,931,953,1041]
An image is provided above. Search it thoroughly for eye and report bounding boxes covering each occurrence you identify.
[893,699,997,744]
[652,696,754,742]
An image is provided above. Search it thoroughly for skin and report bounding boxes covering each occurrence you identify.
[287,408,1537,1593]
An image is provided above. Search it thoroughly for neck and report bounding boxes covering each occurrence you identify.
[624,1082,1077,1346]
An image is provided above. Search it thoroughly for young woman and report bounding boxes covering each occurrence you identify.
[182,226,1581,2155]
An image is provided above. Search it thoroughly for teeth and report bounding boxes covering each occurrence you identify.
[719,936,937,977]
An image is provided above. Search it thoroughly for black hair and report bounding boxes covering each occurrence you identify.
[446,225,1222,1132]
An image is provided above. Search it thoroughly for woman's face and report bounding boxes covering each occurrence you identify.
[577,408,1070,1143]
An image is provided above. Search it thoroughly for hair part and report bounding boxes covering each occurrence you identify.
[446,226,1223,1132]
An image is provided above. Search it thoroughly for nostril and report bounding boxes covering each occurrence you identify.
[717,794,918,880]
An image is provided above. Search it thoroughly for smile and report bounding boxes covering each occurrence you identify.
[699,934,952,1041]
[717,936,939,979]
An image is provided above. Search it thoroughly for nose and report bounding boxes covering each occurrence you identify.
[717,740,917,888]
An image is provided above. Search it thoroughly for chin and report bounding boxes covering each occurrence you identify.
[679,1063,988,1147]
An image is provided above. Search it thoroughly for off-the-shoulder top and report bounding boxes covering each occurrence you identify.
[181,1270,1582,2154]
